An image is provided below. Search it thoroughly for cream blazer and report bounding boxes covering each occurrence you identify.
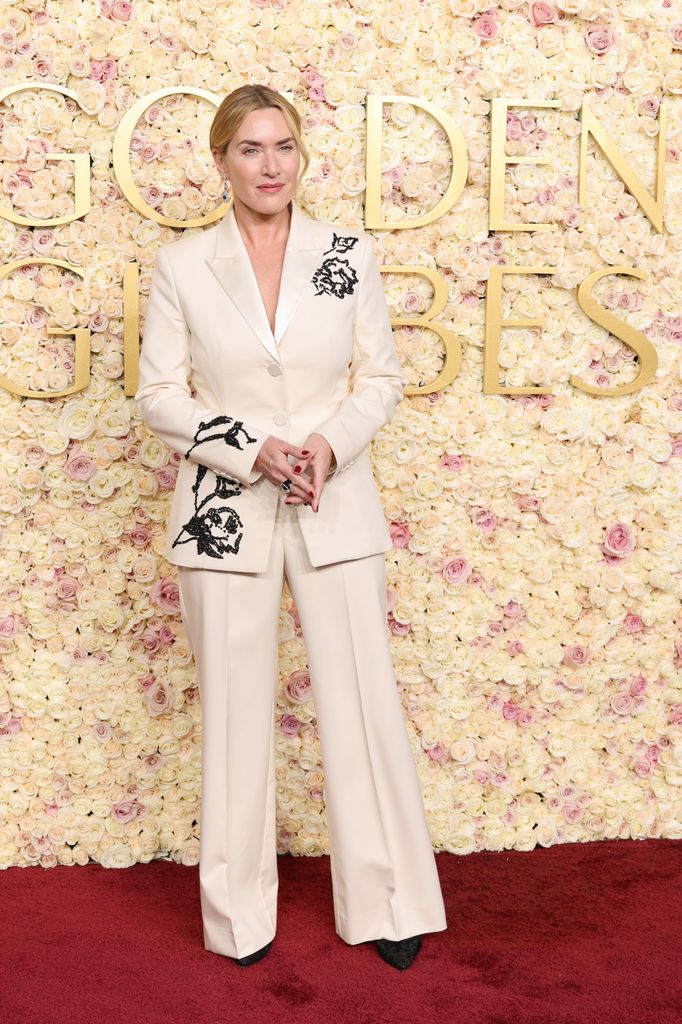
[135,200,407,573]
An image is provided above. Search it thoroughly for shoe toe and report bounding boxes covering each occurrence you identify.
[235,939,273,966]
[375,934,422,970]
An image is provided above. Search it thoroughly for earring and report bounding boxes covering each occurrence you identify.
[222,177,231,203]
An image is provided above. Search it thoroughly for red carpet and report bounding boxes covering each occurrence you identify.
[3,838,680,1024]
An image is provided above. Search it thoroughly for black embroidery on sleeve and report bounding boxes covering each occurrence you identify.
[185,415,258,459]
[172,416,257,559]
[172,464,244,558]
[311,233,359,299]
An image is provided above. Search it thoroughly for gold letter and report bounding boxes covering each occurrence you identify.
[484,265,555,394]
[365,95,468,229]
[579,102,666,233]
[489,98,560,232]
[572,266,656,396]
[123,262,140,396]
[381,265,462,395]
[0,84,90,226]
[0,259,90,397]
[113,86,225,229]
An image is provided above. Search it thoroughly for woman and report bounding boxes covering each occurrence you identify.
[135,84,447,970]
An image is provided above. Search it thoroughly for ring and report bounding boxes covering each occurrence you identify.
[280,478,292,493]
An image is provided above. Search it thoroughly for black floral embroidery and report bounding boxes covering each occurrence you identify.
[172,415,257,559]
[311,233,359,299]
[185,414,258,459]
[323,234,358,255]
[172,465,244,558]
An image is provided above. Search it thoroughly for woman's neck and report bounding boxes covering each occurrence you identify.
[233,198,292,249]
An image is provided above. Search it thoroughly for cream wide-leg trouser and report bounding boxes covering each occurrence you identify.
[177,489,447,961]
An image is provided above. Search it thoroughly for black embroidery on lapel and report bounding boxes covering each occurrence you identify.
[311,233,359,299]
[323,233,358,256]
[172,464,244,558]
[185,415,258,459]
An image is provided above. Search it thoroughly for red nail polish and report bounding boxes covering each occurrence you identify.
[301,450,310,455]
[294,466,302,473]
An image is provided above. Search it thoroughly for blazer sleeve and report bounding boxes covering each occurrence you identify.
[135,245,270,487]
[313,233,407,481]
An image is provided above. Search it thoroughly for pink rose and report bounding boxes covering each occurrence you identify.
[612,692,635,715]
[442,557,472,585]
[529,1,558,27]
[139,630,162,654]
[144,678,172,717]
[302,67,324,87]
[502,701,520,720]
[506,112,523,140]
[473,508,497,533]
[112,800,144,822]
[623,612,644,634]
[65,449,96,481]
[629,674,648,697]
[389,521,411,548]
[639,96,660,117]
[158,625,174,647]
[602,522,636,558]
[111,0,133,21]
[56,576,79,602]
[563,802,583,823]
[285,669,312,704]
[473,12,499,40]
[426,743,444,760]
[0,716,21,738]
[150,577,180,614]
[439,453,465,470]
[0,615,17,638]
[279,714,301,736]
[388,616,411,636]
[507,639,524,655]
[585,24,617,55]
[562,644,591,666]
[669,21,682,47]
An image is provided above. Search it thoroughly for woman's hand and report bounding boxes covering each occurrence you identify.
[254,436,316,506]
[284,432,335,513]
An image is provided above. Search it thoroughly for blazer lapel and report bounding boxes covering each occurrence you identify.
[205,200,329,360]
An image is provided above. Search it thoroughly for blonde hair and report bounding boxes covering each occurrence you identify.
[210,84,310,181]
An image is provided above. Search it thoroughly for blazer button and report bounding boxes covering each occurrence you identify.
[267,363,282,376]
[273,412,287,426]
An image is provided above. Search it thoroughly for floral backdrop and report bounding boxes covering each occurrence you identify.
[0,0,681,869]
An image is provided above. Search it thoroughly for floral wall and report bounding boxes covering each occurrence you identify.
[0,0,681,869]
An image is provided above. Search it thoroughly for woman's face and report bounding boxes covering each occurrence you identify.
[213,107,301,216]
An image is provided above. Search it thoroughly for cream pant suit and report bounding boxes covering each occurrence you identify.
[135,199,447,960]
